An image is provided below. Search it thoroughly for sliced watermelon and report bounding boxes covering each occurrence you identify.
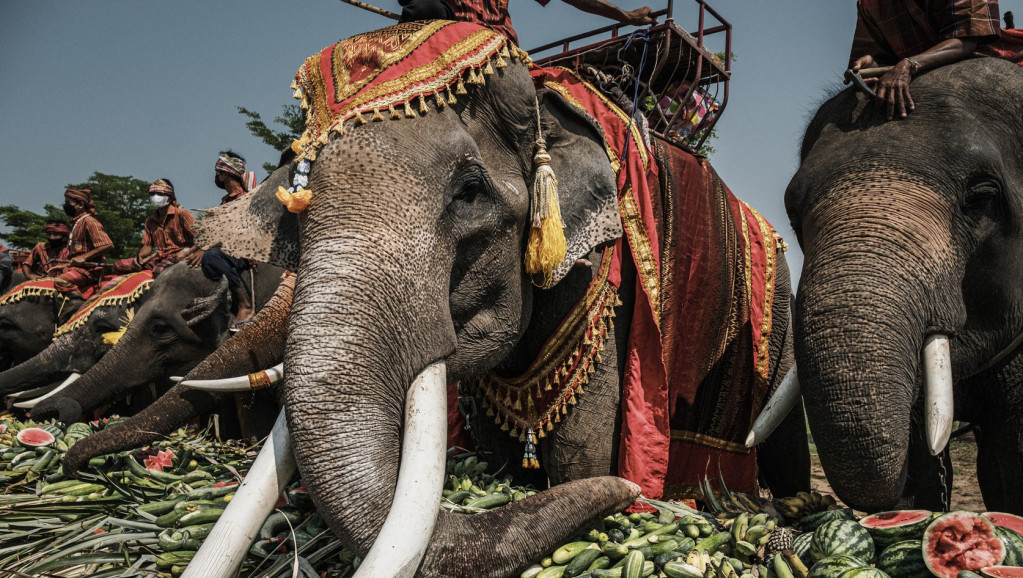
[981,567,1023,578]
[986,514,1023,540]
[861,510,933,549]
[923,512,1006,578]
[16,427,55,447]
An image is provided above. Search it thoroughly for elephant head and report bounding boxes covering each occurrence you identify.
[193,34,638,577]
[31,261,283,423]
[0,287,83,369]
[785,57,1023,512]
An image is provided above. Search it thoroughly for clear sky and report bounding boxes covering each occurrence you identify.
[1,1,1020,286]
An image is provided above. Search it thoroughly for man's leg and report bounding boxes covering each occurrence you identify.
[201,248,254,325]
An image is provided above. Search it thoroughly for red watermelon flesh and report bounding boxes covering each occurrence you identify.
[982,567,1023,578]
[16,427,55,447]
[985,513,1023,538]
[924,512,1006,578]
[861,510,932,528]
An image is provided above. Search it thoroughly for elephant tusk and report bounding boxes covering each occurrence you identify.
[12,373,81,409]
[745,365,799,448]
[181,409,296,578]
[179,363,284,392]
[354,361,448,578]
[6,377,71,400]
[923,334,954,456]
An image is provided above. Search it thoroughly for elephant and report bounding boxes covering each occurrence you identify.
[0,279,84,369]
[186,26,808,578]
[782,56,1023,514]
[0,272,153,401]
[59,272,292,476]
[30,260,284,424]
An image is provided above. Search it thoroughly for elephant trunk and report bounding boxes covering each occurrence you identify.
[0,336,74,396]
[795,176,959,512]
[61,274,293,477]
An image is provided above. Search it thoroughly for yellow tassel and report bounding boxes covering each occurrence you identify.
[568,394,577,405]
[373,108,384,122]
[404,100,416,118]
[517,430,526,442]
[389,104,400,119]
[537,427,546,438]
[530,458,540,469]
[495,54,507,68]
[554,412,561,423]
[546,421,554,431]
[524,140,566,287]
[486,406,494,417]
[290,79,299,90]
[291,139,304,154]
[456,78,467,95]
[276,186,313,214]
[484,61,494,75]
[419,94,428,114]
[494,413,502,425]
[500,420,510,432]
[300,98,309,110]
[316,132,330,146]
[356,112,367,124]
[513,391,522,411]
[510,426,519,438]
[500,44,510,59]
[595,351,602,363]
[435,91,445,108]
[544,380,552,391]
[292,88,303,100]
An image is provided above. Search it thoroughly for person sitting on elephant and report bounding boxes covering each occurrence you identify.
[0,244,11,293]
[52,188,114,298]
[21,220,70,280]
[185,151,256,328]
[847,0,1002,121]
[397,0,656,45]
[112,179,195,277]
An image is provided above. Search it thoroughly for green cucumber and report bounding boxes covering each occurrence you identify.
[554,542,595,564]
[565,545,602,577]
[177,507,226,527]
[695,532,734,554]
[155,550,197,570]
[126,456,183,483]
[589,556,612,571]
[521,565,545,578]
[602,542,630,560]
[591,561,655,578]
[664,561,706,578]
[537,565,567,578]
[622,549,644,578]
[464,492,512,509]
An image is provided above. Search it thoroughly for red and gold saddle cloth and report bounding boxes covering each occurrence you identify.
[0,279,60,307]
[54,271,153,338]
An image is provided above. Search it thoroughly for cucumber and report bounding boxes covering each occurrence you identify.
[155,550,197,570]
[591,561,655,578]
[622,550,644,578]
[177,507,226,527]
[464,492,512,509]
[695,532,733,554]
[554,542,595,564]
[602,542,630,560]
[521,564,545,578]
[537,565,567,578]
[137,496,186,516]
[664,561,706,578]
[588,556,612,572]
[565,545,602,577]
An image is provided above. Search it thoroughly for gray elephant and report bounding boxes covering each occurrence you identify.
[782,56,1023,514]
[30,261,284,424]
[0,271,153,401]
[187,22,807,578]
[0,278,84,369]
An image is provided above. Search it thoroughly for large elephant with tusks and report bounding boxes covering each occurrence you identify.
[779,56,1023,514]
[182,22,807,578]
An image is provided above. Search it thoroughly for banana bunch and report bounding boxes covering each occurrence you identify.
[773,491,838,520]
[727,512,778,562]
[687,550,756,578]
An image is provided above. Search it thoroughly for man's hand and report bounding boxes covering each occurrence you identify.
[69,255,88,267]
[185,248,205,268]
[622,6,656,25]
[874,59,915,120]
[850,54,878,73]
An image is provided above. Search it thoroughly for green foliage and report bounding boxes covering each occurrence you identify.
[0,173,150,259]
[237,104,305,174]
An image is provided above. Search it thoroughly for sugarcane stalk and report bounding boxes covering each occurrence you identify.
[339,0,400,20]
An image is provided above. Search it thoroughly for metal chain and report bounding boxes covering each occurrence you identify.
[937,451,951,512]
[456,380,477,431]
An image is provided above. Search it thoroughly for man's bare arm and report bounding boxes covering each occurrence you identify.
[559,0,656,25]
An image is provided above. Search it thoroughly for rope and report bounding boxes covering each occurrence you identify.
[620,29,651,161]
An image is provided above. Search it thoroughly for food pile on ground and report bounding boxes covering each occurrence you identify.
[2,413,1022,578]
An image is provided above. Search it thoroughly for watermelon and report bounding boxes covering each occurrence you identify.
[794,531,815,567]
[811,519,876,563]
[981,568,1023,578]
[923,512,1006,578]
[876,540,930,578]
[802,509,857,532]
[16,427,55,447]
[838,568,891,578]
[808,555,868,578]
[994,527,1023,567]
[986,515,1023,541]
[861,511,933,550]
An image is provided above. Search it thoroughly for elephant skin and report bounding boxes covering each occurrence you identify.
[0,287,83,370]
[196,56,806,577]
[786,57,1023,514]
[30,261,283,424]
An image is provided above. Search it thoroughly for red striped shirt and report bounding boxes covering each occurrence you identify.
[449,0,550,45]
[851,0,1001,67]
[23,241,68,276]
[68,214,113,259]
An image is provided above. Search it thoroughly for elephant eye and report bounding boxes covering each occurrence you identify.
[151,319,175,339]
[962,175,1001,217]
[453,180,483,204]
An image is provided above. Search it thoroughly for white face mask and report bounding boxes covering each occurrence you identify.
[150,194,170,209]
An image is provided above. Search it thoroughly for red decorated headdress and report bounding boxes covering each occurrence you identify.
[64,188,97,215]
[149,179,176,200]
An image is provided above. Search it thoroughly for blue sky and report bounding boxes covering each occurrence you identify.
[2,1,1020,286]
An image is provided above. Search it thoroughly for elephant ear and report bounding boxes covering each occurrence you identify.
[182,276,231,348]
[535,87,622,287]
[193,165,300,270]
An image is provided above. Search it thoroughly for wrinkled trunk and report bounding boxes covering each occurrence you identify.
[61,275,294,477]
[287,235,637,577]
[0,336,74,396]
[795,177,957,512]
[41,339,155,423]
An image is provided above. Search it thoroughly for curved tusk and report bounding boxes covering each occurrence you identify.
[923,334,954,456]
[354,361,448,578]
[181,409,296,578]
[13,373,81,409]
[180,363,284,392]
[7,378,71,400]
[745,365,799,448]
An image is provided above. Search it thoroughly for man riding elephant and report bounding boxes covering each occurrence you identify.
[21,220,70,280]
[111,179,195,277]
[53,188,114,299]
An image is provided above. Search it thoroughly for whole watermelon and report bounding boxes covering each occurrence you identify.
[876,540,930,578]
[809,555,869,578]
[994,527,1023,567]
[811,519,876,564]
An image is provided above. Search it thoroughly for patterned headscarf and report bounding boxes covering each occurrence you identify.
[44,220,70,235]
[149,179,176,201]
[215,152,246,179]
[64,188,97,215]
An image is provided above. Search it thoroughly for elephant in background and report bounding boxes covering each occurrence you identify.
[785,57,1023,514]
[0,275,153,401]
[30,261,284,424]
[0,282,83,370]
[192,38,807,578]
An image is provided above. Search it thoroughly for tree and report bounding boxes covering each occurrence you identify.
[0,172,150,260]
[237,104,305,174]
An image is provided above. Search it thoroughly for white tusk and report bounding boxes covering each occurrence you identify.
[7,378,70,400]
[181,409,296,578]
[169,376,183,383]
[745,365,799,448]
[354,361,448,578]
[180,363,284,392]
[13,373,81,409]
[923,334,954,456]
